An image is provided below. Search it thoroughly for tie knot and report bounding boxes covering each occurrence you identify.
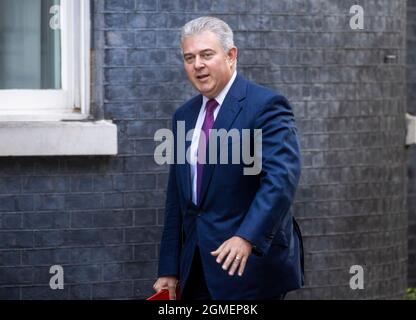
[205,99,219,114]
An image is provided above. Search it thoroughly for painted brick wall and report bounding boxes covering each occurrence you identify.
[0,0,408,299]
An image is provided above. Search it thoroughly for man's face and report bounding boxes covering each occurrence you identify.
[182,30,237,99]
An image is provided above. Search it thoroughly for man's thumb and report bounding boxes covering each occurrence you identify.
[168,287,176,300]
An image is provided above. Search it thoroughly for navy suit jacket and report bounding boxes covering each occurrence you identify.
[158,74,304,299]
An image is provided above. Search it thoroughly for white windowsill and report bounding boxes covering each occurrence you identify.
[0,112,89,122]
[0,120,118,156]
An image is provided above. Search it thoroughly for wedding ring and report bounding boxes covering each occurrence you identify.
[235,256,241,260]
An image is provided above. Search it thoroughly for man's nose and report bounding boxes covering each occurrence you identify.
[194,55,204,70]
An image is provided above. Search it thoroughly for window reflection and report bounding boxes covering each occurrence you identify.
[0,0,61,89]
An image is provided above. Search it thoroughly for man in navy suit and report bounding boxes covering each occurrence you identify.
[153,16,304,300]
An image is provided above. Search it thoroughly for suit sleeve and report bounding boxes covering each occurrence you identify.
[235,95,302,256]
[157,112,183,277]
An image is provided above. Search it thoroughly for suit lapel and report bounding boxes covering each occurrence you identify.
[197,74,247,207]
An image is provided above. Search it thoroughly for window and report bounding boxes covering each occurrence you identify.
[0,0,91,120]
[0,0,118,157]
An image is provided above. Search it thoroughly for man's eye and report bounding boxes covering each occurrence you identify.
[202,53,213,59]
[184,56,194,63]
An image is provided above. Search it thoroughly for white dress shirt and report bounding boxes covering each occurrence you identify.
[190,70,238,205]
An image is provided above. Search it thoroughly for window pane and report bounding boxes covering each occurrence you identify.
[0,0,61,89]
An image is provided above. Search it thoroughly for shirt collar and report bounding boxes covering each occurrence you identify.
[202,70,237,108]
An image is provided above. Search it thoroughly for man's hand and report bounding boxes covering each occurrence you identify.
[153,276,178,300]
[210,236,253,277]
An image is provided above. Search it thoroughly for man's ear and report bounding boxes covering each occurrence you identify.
[227,47,238,66]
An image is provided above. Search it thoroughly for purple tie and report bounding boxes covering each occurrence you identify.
[196,99,219,204]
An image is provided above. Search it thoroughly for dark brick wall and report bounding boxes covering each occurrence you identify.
[0,0,408,299]
[407,0,416,288]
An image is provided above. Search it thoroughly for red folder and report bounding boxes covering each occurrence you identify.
[147,286,181,300]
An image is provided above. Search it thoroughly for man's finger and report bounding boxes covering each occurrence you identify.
[168,285,177,300]
[222,250,237,271]
[153,281,162,292]
[228,256,241,276]
[215,246,230,264]
[211,249,219,256]
[211,242,225,256]
[156,285,166,293]
[238,256,248,276]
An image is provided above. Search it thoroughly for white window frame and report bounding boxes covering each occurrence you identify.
[0,0,91,121]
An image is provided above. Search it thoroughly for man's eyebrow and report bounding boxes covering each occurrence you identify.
[200,49,216,54]
[183,49,216,56]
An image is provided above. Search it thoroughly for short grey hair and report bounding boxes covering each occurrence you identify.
[181,16,235,52]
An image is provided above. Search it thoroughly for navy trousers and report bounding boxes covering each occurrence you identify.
[181,246,212,300]
[181,246,286,300]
